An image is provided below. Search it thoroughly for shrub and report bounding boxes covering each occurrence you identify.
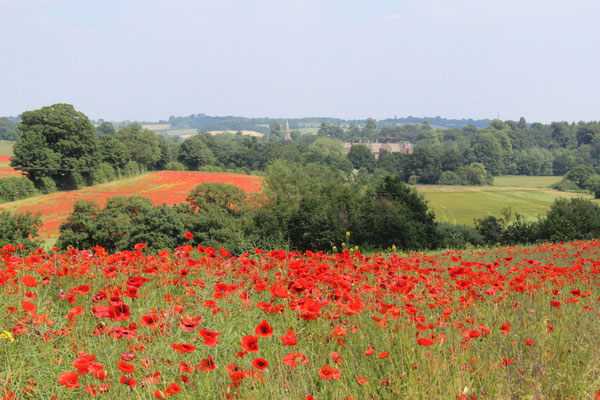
[0,177,37,202]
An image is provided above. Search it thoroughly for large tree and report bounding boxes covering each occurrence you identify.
[10,104,100,189]
[115,124,161,169]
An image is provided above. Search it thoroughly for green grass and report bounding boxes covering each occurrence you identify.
[416,185,591,225]
[0,140,14,156]
[493,175,562,188]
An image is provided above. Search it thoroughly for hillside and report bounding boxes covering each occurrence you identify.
[0,171,262,241]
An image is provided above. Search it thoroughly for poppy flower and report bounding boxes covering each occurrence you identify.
[317,365,341,380]
[280,330,297,346]
[58,371,80,389]
[171,343,196,353]
[241,335,258,353]
[252,358,268,371]
[198,356,216,372]
[120,376,137,387]
[22,275,38,287]
[184,232,194,239]
[166,383,181,394]
[417,338,434,346]
[198,329,221,347]
[134,243,147,250]
[140,315,159,328]
[500,322,511,335]
[254,320,273,337]
[117,362,135,374]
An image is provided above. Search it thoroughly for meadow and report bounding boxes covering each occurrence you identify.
[1,238,599,399]
[417,177,590,226]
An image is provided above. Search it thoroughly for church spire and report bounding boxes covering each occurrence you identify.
[283,119,292,141]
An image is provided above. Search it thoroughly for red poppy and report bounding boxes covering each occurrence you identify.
[198,356,216,372]
[241,335,259,353]
[252,357,268,371]
[134,243,147,250]
[417,338,434,346]
[317,365,341,380]
[58,371,80,389]
[22,275,38,287]
[184,232,194,239]
[198,329,221,347]
[254,320,273,337]
[280,329,297,346]
[166,383,181,394]
[117,362,135,374]
[120,376,137,387]
[140,315,159,328]
[500,322,511,335]
[171,343,196,353]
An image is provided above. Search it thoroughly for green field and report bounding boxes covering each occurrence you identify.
[493,175,562,187]
[0,140,14,156]
[417,182,591,225]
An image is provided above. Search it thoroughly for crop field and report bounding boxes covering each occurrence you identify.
[417,184,590,226]
[0,171,262,241]
[1,239,600,399]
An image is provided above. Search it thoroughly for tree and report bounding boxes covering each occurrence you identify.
[10,104,100,189]
[352,175,439,250]
[115,124,161,169]
[99,136,130,170]
[186,183,247,215]
[177,135,215,170]
[347,144,376,172]
[0,118,19,141]
[269,122,282,139]
[95,121,116,138]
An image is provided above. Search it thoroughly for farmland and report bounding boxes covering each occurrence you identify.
[417,179,589,226]
[1,238,600,399]
[0,171,262,242]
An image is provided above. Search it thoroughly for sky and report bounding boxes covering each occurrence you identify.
[0,0,598,123]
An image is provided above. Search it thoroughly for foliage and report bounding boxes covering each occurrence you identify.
[0,177,37,202]
[10,104,100,189]
[0,210,41,248]
[0,117,19,141]
[177,135,215,170]
[115,124,161,169]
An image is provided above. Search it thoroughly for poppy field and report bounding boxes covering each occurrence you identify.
[0,156,21,178]
[1,239,600,399]
[0,171,262,241]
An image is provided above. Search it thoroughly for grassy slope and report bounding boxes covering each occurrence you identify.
[417,177,588,225]
[0,140,14,156]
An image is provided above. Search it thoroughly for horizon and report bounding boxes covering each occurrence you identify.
[1,0,598,124]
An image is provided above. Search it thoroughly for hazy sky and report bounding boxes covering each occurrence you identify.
[1,0,598,123]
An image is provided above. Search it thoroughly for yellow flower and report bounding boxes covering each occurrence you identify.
[0,330,14,342]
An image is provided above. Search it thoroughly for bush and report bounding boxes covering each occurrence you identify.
[438,171,464,185]
[165,161,186,171]
[35,176,57,194]
[537,198,600,242]
[551,178,584,192]
[0,177,37,202]
[123,161,141,177]
[0,210,41,249]
[437,223,484,248]
[100,163,116,181]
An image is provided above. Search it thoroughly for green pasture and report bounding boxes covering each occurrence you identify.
[0,140,14,156]
[493,175,562,188]
[417,184,591,226]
